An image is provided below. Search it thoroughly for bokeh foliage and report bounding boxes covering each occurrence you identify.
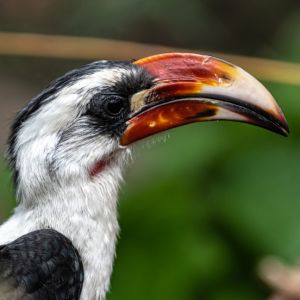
[1,1,300,299]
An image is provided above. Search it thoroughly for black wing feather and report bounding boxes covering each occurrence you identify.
[0,229,84,300]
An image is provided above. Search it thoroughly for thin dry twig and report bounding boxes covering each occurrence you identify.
[0,32,300,86]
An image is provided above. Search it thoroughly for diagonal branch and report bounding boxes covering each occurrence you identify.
[0,32,300,86]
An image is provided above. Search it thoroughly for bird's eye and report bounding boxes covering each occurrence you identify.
[88,93,128,122]
[104,96,125,116]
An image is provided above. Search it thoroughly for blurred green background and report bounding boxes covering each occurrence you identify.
[0,1,300,299]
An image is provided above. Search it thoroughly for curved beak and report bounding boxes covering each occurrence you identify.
[120,53,289,145]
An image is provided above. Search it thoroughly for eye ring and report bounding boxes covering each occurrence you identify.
[104,96,126,116]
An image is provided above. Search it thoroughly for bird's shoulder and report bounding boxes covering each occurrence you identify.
[0,228,84,300]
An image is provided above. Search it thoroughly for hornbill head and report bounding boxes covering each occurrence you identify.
[4,53,288,300]
[9,53,288,200]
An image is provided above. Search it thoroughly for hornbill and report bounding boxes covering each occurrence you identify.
[0,53,288,300]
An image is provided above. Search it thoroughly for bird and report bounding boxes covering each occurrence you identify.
[0,52,288,300]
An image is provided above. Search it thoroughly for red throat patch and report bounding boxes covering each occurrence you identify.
[89,159,109,177]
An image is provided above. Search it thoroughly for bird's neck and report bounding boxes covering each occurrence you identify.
[8,153,127,300]
[15,151,125,220]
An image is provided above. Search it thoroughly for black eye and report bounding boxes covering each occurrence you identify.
[104,96,125,116]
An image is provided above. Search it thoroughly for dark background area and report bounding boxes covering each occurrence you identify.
[0,1,300,299]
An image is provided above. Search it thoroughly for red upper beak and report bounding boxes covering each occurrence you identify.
[120,53,289,145]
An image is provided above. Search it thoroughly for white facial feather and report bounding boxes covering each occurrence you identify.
[14,67,132,201]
